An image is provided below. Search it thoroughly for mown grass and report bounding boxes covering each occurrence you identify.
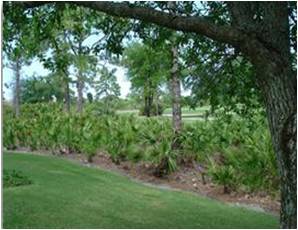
[116,106,212,122]
[3,152,279,228]
[163,106,210,115]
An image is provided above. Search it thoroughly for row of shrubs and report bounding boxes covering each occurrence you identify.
[3,102,279,194]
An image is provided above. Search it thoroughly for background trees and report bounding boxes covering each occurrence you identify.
[20,74,65,104]
[3,2,38,116]
[62,5,98,113]
[123,42,170,116]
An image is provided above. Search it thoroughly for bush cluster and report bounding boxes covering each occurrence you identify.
[3,169,32,188]
[3,103,278,194]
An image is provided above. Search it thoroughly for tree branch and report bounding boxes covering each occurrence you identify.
[21,1,245,46]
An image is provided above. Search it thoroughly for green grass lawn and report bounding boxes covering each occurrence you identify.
[3,152,279,228]
[117,107,213,123]
[163,106,211,115]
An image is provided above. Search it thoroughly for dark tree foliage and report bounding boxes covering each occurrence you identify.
[20,74,66,104]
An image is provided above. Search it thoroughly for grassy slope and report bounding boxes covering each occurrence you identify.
[3,152,279,229]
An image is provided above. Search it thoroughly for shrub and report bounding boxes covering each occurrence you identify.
[208,160,236,193]
[139,103,164,116]
[3,169,32,188]
[3,103,278,193]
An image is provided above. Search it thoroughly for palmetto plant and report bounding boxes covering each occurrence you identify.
[3,103,278,193]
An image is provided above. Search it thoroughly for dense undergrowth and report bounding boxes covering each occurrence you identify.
[3,102,279,195]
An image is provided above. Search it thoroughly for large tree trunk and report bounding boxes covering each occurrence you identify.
[255,60,296,229]
[170,43,182,149]
[237,3,297,227]
[13,58,21,117]
[262,68,296,229]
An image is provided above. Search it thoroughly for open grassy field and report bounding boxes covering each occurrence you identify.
[3,152,279,228]
[116,106,212,122]
[163,106,210,115]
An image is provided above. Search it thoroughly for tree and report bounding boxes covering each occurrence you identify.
[10,2,298,227]
[123,42,169,117]
[20,74,65,104]
[44,36,72,113]
[3,2,37,116]
[169,40,182,148]
[62,5,98,113]
[93,66,121,114]
[11,57,21,117]
[94,66,120,99]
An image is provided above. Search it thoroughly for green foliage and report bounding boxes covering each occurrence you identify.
[3,169,32,188]
[139,103,164,116]
[208,161,236,193]
[123,42,170,116]
[182,112,278,194]
[20,74,65,103]
[3,103,278,193]
[94,67,120,99]
[85,100,116,116]
[139,118,178,175]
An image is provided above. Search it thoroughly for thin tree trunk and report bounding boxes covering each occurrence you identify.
[147,79,154,116]
[170,43,182,149]
[143,80,152,117]
[76,40,84,114]
[144,96,149,117]
[76,73,84,114]
[64,76,71,113]
[13,58,21,117]
[148,93,153,116]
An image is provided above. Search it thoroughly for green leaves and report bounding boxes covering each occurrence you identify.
[3,103,277,193]
[94,66,121,99]
[20,74,65,104]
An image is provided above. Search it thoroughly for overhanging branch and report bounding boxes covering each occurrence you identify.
[21,1,245,46]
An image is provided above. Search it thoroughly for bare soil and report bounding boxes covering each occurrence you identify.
[9,148,280,216]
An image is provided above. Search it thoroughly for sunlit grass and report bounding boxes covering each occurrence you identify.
[4,152,278,229]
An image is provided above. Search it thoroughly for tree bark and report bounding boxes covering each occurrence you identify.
[76,40,84,114]
[13,58,21,117]
[144,95,150,117]
[251,56,297,229]
[64,76,71,113]
[170,43,182,149]
[258,61,296,229]
[76,71,84,114]
[236,3,297,227]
